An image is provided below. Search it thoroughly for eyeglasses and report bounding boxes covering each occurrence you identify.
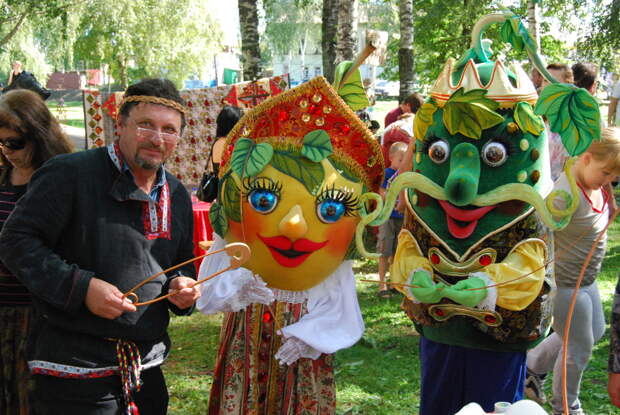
[135,127,180,144]
[0,137,26,151]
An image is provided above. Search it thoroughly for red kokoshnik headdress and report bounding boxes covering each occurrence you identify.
[219,76,385,192]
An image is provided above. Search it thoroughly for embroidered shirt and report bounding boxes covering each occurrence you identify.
[107,142,171,240]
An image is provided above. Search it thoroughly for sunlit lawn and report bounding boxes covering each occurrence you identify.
[47,100,85,129]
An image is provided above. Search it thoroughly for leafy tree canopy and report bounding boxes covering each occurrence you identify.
[1,0,222,88]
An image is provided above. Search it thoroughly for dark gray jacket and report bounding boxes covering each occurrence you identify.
[0,147,195,369]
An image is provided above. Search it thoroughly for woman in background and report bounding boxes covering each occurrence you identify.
[210,106,243,173]
[0,89,73,414]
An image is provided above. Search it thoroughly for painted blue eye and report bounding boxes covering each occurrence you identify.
[248,190,278,214]
[317,200,346,223]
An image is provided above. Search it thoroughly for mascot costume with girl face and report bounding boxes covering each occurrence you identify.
[197,72,383,414]
[355,11,600,415]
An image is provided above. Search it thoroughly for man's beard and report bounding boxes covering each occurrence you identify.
[135,145,165,170]
[134,154,162,170]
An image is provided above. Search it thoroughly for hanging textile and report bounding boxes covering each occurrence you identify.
[81,75,290,184]
[83,90,105,148]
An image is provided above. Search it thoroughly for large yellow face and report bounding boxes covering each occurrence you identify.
[224,160,363,291]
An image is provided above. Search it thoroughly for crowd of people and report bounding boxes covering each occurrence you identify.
[0,58,619,415]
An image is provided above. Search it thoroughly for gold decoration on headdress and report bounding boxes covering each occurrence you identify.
[430,58,538,109]
[118,95,188,117]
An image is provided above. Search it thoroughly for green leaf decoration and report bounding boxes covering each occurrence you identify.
[221,174,241,222]
[513,102,545,136]
[333,61,370,111]
[301,129,333,162]
[230,138,274,178]
[271,150,325,195]
[442,88,504,139]
[534,83,601,156]
[414,102,438,141]
[208,201,228,237]
[328,157,361,184]
[500,19,524,52]
[499,14,537,54]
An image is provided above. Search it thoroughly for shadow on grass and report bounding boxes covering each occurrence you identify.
[335,281,421,415]
[165,313,222,414]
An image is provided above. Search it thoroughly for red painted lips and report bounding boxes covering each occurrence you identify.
[258,234,328,267]
[437,200,496,239]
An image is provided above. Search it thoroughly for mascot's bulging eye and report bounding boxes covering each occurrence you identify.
[243,176,282,214]
[315,185,359,223]
[428,140,450,164]
[317,200,346,223]
[248,190,278,214]
[482,142,508,167]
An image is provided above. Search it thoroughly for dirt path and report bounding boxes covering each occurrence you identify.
[61,124,87,151]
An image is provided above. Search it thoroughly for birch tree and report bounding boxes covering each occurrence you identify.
[398,0,415,101]
[335,0,358,64]
[239,0,262,80]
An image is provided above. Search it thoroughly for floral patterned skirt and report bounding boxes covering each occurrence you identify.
[0,306,34,415]
[208,301,335,415]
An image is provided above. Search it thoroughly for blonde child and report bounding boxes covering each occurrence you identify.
[377,141,407,298]
[526,127,620,415]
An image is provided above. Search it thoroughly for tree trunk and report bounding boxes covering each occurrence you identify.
[461,0,471,46]
[335,0,358,65]
[238,0,262,81]
[300,27,308,80]
[118,57,128,89]
[0,11,29,47]
[398,0,415,102]
[527,0,540,52]
[321,0,339,83]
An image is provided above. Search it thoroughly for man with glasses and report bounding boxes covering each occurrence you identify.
[0,78,200,414]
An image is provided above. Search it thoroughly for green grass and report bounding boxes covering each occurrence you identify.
[47,100,85,130]
[164,214,620,414]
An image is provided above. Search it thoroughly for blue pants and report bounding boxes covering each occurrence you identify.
[420,337,526,414]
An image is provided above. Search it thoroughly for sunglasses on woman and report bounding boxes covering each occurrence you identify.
[0,137,26,150]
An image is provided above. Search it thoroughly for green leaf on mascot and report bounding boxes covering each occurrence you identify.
[534,83,601,156]
[221,172,241,222]
[414,102,438,141]
[208,201,228,236]
[333,61,370,111]
[271,150,325,195]
[499,12,537,54]
[442,88,504,139]
[230,138,274,178]
[301,129,334,162]
[513,102,544,136]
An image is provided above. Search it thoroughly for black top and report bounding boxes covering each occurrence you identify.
[0,147,196,369]
[2,71,51,100]
[0,173,29,306]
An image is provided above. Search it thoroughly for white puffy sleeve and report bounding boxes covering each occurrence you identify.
[196,234,270,314]
[278,260,364,355]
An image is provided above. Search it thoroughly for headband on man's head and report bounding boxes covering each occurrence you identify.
[118,95,188,117]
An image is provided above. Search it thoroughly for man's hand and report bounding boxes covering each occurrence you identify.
[168,276,201,310]
[85,277,136,319]
[609,372,620,408]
